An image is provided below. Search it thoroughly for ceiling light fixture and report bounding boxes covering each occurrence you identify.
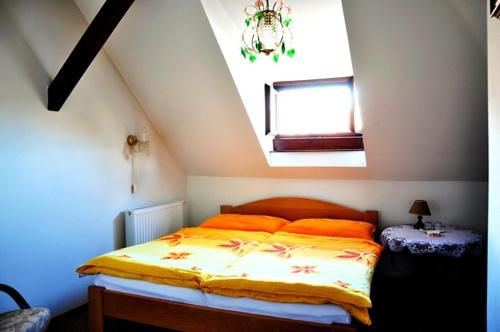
[241,0,295,63]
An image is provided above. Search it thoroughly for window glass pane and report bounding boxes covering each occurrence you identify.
[277,85,352,135]
[354,88,363,133]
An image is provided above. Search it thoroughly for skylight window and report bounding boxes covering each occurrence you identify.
[277,84,353,135]
[266,77,364,152]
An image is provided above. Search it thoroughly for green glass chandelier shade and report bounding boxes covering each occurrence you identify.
[241,0,295,63]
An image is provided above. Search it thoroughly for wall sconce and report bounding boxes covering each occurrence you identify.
[127,132,149,153]
[127,130,150,194]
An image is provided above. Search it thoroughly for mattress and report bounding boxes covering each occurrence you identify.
[94,274,352,325]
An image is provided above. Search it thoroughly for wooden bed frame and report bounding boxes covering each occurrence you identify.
[89,197,378,332]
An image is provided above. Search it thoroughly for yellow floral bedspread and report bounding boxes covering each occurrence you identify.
[201,231,383,325]
[76,227,271,288]
[77,228,382,325]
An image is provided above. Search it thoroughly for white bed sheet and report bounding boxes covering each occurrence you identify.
[94,274,351,325]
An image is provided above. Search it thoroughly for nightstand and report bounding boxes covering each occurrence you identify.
[372,225,485,331]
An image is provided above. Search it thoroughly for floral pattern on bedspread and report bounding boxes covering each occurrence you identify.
[162,252,192,260]
[160,232,201,246]
[202,231,383,325]
[76,227,271,288]
[336,249,378,267]
[217,239,260,256]
[261,243,309,259]
[290,265,317,274]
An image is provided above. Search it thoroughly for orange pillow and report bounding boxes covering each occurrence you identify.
[199,214,289,233]
[280,218,375,240]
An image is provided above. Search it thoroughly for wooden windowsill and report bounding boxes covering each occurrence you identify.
[273,133,364,152]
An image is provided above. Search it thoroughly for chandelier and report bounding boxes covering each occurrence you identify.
[241,0,295,63]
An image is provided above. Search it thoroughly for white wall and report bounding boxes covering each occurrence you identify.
[188,176,487,233]
[0,0,186,316]
[487,2,500,331]
[342,0,488,181]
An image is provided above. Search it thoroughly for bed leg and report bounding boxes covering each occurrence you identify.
[89,286,105,332]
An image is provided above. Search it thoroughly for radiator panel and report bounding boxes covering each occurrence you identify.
[125,201,184,246]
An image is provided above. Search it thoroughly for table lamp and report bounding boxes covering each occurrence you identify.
[409,200,431,229]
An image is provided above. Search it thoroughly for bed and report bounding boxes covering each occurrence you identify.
[83,197,380,332]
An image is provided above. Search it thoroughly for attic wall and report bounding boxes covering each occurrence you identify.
[487,2,500,330]
[187,176,488,234]
[340,0,488,180]
[0,0,186,316]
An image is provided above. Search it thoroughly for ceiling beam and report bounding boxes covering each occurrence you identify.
[47,0,135,111]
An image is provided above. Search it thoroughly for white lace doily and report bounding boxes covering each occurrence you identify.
[380,225,482,257]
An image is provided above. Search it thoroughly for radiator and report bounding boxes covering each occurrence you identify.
[125,200,184,246]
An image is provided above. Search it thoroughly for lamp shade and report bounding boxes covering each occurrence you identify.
[409,200,431,216]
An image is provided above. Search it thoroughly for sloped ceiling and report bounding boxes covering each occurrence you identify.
[73,0,487,181]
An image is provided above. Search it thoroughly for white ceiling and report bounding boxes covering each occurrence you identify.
[73,0,487,181]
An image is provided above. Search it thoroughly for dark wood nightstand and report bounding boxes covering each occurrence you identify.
[368,225,485,332]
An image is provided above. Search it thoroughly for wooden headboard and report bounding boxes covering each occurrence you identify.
[220,197,378,228]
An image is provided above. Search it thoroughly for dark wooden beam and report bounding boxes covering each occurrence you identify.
[492,0,500,18]
[47,0,135,111]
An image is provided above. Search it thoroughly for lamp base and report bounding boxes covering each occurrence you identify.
[413,215,425,229]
